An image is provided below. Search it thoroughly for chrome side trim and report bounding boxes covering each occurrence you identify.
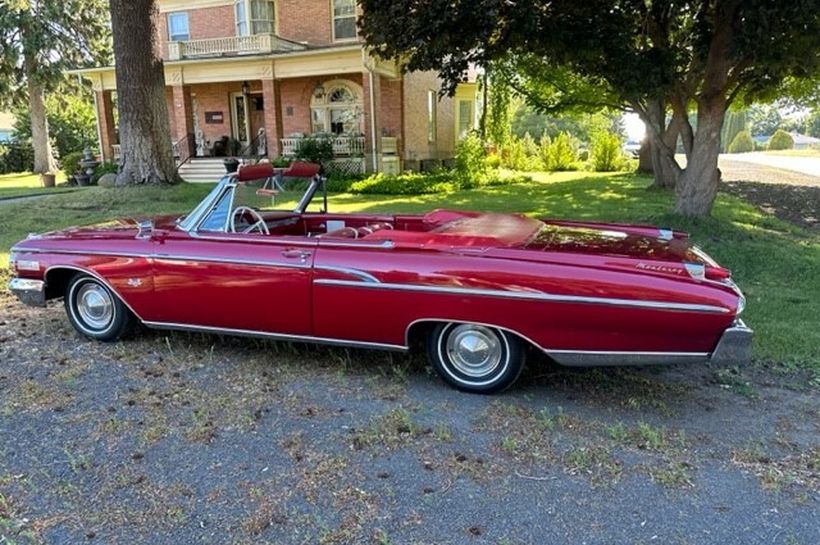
[315,279,730,314]
[153,254,311,269]
[11,247,150,259]
[8,278,46,307]
[43,265,146,321]
[141,321,408,352]
[547,349,710,367]
[315,265,381,283]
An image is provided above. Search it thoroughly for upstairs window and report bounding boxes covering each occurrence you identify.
[333,0,357,41]
[235,0,275,36]
[167,12,190,42]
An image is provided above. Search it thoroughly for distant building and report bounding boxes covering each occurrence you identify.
[0,112,14,143]
[791,132,820,150]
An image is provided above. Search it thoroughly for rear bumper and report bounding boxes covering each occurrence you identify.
[709,319,753,365]
[8,278,46,307]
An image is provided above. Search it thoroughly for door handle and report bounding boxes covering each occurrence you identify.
[281,249,311,262]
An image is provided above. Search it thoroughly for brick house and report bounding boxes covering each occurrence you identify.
[76,0,480,180]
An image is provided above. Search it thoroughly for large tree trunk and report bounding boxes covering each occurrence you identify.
[644,99,681,189]
[638,137,653,173]
[27,77,58,174]
[109,0,178,185]
[674,100,726,217]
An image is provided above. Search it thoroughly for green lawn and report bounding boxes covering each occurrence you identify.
[0,171,75,199]
[1,171,818,370]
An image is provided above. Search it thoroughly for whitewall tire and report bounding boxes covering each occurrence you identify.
[64,274,135,342]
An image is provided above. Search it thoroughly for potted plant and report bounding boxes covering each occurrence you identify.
[41,172,56,188]
[223,137,243,173]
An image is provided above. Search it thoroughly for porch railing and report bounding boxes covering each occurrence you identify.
[281,136,366,158]
[168,34,305,60]
[112,144,121,162]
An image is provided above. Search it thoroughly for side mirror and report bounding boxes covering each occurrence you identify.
[136,219,154,240]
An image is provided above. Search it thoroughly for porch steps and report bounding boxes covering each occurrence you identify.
[178,158,228,183]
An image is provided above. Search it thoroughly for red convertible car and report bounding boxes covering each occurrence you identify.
[8,163,751,393]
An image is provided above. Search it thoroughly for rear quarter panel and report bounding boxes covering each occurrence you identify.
[312,245,738,353]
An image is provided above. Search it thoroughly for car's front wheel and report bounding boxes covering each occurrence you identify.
[64,274,135,342]
[427,323,526,394]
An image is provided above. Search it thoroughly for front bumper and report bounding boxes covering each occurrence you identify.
[710,319,753,364]
[8,278,46,307]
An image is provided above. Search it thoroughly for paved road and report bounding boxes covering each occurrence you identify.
[720,153,820,182]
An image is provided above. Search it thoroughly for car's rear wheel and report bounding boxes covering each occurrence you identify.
[427,323,526,394]
[64,274,135,342]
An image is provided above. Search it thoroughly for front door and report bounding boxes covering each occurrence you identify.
[150,231,316,335]
[230,92,250,148]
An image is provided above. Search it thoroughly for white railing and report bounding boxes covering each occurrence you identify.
[281,136,366,157]
[112,144,121,161]
[168,34,304,60]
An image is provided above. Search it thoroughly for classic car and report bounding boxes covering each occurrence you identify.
[8,162,752,393]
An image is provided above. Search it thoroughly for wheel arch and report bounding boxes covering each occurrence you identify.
[44,264,144,321]
[404,318,545,353]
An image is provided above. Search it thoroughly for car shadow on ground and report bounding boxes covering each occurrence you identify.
[1,299,818,545]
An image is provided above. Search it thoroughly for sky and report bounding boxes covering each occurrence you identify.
[623,112,646,142]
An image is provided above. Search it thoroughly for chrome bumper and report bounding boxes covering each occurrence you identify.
[710,319,753,364]
[8,278,46,307]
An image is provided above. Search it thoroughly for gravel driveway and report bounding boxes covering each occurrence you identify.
[1,288,818,545]
[720,153,820,181]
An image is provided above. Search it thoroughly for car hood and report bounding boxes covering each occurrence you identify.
[26,215,181,241]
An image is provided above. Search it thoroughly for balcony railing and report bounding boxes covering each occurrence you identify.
[168,34,305,61]
[281,136,367,158]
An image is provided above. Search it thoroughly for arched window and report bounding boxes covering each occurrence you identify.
[310,81,363,135]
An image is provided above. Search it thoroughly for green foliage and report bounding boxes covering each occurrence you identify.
[484,67,513,147]
[0,1,111,104]
[747,104,784,137]
[501,134,539,171]
[728,130,755,153]
[0,143,34,174]
[60,151,85,176]
[454,132,488,185]
[767,129,794,151]
[589,132,626,172]
[294,134,335,165]
[484,153,502,169]
[350,172,456,195]
[804,109,820,138]
[346,169,531,195]
[11,85,97,158]
[539,132,578,171]
[270,156,292,168]
[721,110,748,153]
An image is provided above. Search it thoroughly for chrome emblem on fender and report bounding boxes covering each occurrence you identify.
[636,263,683,275]
[127,278,143,288]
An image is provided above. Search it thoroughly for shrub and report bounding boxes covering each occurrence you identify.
[727,130,755,153]
[767,129,794,151]
[294,134,335,165]
[454,132,487,187]
[60,151,85,176]
[484,152,502,169]
[502,134,538,171]
[350,172,456,195]
[539,132,578,171]
[0,143,35,173]
[589,131,626,172]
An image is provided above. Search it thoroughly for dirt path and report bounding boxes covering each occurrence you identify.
[1,292,818,545]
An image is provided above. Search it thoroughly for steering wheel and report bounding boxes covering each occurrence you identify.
[230,206,270,235]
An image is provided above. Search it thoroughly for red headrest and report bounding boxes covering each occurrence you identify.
[283,161,321,178]
[237,162,275,182]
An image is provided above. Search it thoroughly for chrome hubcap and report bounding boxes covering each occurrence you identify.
[446,324,503,378]
[76,283,114,330]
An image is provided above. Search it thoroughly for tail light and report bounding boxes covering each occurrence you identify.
[705,266,731,281]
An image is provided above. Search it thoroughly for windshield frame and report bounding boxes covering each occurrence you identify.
[176,173,327,234]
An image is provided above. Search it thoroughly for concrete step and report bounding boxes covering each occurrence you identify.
[178,159,228,183]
